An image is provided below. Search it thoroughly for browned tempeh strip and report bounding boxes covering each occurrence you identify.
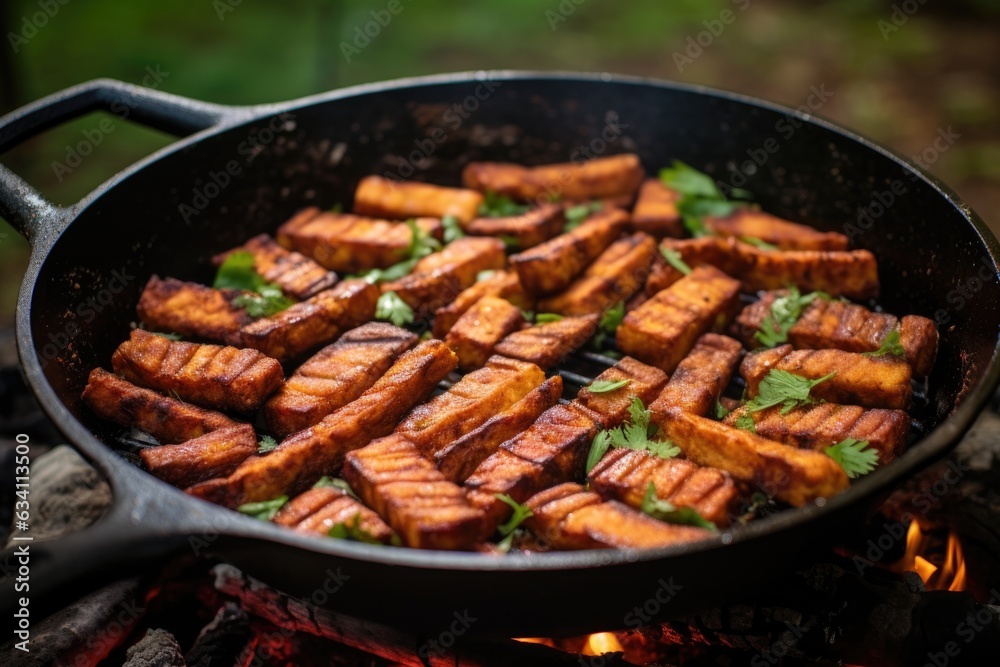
[588,449,738,527]
[444,296,526,370]
[629,178,682,238]
[725,402,909,464]
[353,175,484,224]
[660,237,879,299]
[654,408,850,506]
[432,270,532,338]
[82,368,239,444]
[276,207,443,273]
[462,154,645,203]
[275,486,395,542]
[573,356,669,429]
[536,232,658,316]
[510,208,629,296]
[395,355,545,456]
[140,424,257,488]
[493,314,598,370]
[741,345,912,410]
[524,483,710,550]
[262,323,418,438]
[343,435,484,550]
[649,334,742,417]
[213,234,339,300]
[434,376,563,483]
[382,237,507,317]
[617,265,742,373]
[185,340,458,508]
[239,279,379,361]
[136,276,250,346]
[465,204,565,248]
[111,330,283,413]
[705,209,850,251]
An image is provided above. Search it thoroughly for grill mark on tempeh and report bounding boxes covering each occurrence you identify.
[465,204,566,248]
[353,175,484,224]
[137,276,252,346]
[705,209,850,251]
[140,424,257,488]
[573,356,668,429]
[649,333,743,417]
[462,154,645,203]
[432,270,532,338]
[493,314,599,371]
[443,296,526,370]
[213,234,339,300]
[275,486,395,542]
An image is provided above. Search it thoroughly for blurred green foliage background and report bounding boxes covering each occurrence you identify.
[1,0,998,327]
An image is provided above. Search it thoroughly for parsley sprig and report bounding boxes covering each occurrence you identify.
[734,369,836,432]
[658,161,752,237]
[640,483,717,531]
[495,493,534,552]
[755,286,830,347]
[355,219,441,283]
[592,300,625,350]
[586,397,681,472]
[740,236,779,251]
[535,313,563,324]
[441,215,465,243]
[257,435,278,454]
[237,496,288,521]
[479,191,530,218]
[661,247,692,275]
[563,201,602,231]
[587,378,631,394]
[863,329,906,359]
[328,514,384,544]
[215,251,295,317]
[313,476,359,500]
[825,438,879,479]
[375,291,414,326]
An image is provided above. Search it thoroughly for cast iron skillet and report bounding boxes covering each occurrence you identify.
[1,72,998,637]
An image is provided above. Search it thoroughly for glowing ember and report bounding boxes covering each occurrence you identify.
[582,631,624,656]
[897,521,967,591]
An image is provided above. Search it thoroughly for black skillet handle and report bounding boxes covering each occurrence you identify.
[0,78,242,249]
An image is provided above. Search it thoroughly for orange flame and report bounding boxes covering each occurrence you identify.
[898,521,967,591]
[581,632,624,656]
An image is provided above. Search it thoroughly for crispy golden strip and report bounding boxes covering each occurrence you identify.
[464,403,599,535]
[465,204,565,248]
[111,330,283,413]
[654,408,850,506]
[82,368,239,444]
[649,334,742,417]
[276,207,443,273]
[140,424,257,488]
[741,345,912,410]
[434,376,563,483]
[573,356,669,429]
[524,483,710,550]
[382,237,507,317]
[275,486,395,542]
[509,208,628,295]
[537,232,658,316]
[644,259,686,297]
[396,355,545,455]
[493,314,598,370]
[136,276,250,345]
[353,175,484,224]
[462,154,645,203]
[618,265,742,373]
[705,209,850,251]
[262,323,418,438]
[734,292,938,377]
[185,340,458,507]
[213,234,338,300]
[661,237,879,299]
[432,270,532,338]
[588,449,738,527]
[239,279,379,361]
[343,435,485,550]
[725,403,909,464]
[444,296,526,370]
[630,178,682,238]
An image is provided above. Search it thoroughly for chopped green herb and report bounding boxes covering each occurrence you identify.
[313,476,359,500]
[733,410,757,433]
[479,191,530,218]
[150,331,183,341]
[495,493,534,552]
[257,435,278,454]
[586,397,681,473]
[740,236,779,251]
[586,430,613,473]
[738,491,771,524]
[863,329,906,359]
[587,378,631,394]
[441,215,465,243]
[520,309,535,322]
[599,301,625,333]
[661,247,692,275]
[563,201,602,231]
[355,258,420,284]
[640,483,717,531]
[215,251,294,317]
[535,313,563,324]
[231,286,296,318]
[406,218,442,259]
[498,234,521,250]
[658,161,751,238]
[755,286,830,348]
[238,496,288,521]
[743,369,836,418]
[328,514,384,544]
[825,438,879,479]
[714,400,731,419]
[375,291,414,326]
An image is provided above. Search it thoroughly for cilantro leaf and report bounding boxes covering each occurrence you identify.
[150,331,183,341]
[743,369,836,417]
[441,215,465,243]
[592,397,681,465]
[375,291,414,326]
[661,247,692,275]
[535,313,563,324]
[825,438,879,479]
[640,483,717,531]
[863,329,906,359]
[232,285,296,318]
[587,378,631,394]
[740,236,779,251]
[237,496,288,521]
[498,234,521,250]
[659,161,751,238]
[733,410,757,433]
[257,435,278,454]
[355,257,420,284]
[216,251,295,317]
[599,301,625,334]
[586,430,613,473]
[328,514,384,544]
[313,476,359,500]
[714,400,731,419]
[754,286,829,347]
[406,218,442,259]
[563,201,602,231]
[479,191,530,218]
[495,493,534,552]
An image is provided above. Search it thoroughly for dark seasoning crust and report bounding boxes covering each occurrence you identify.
[81,152,940,554]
